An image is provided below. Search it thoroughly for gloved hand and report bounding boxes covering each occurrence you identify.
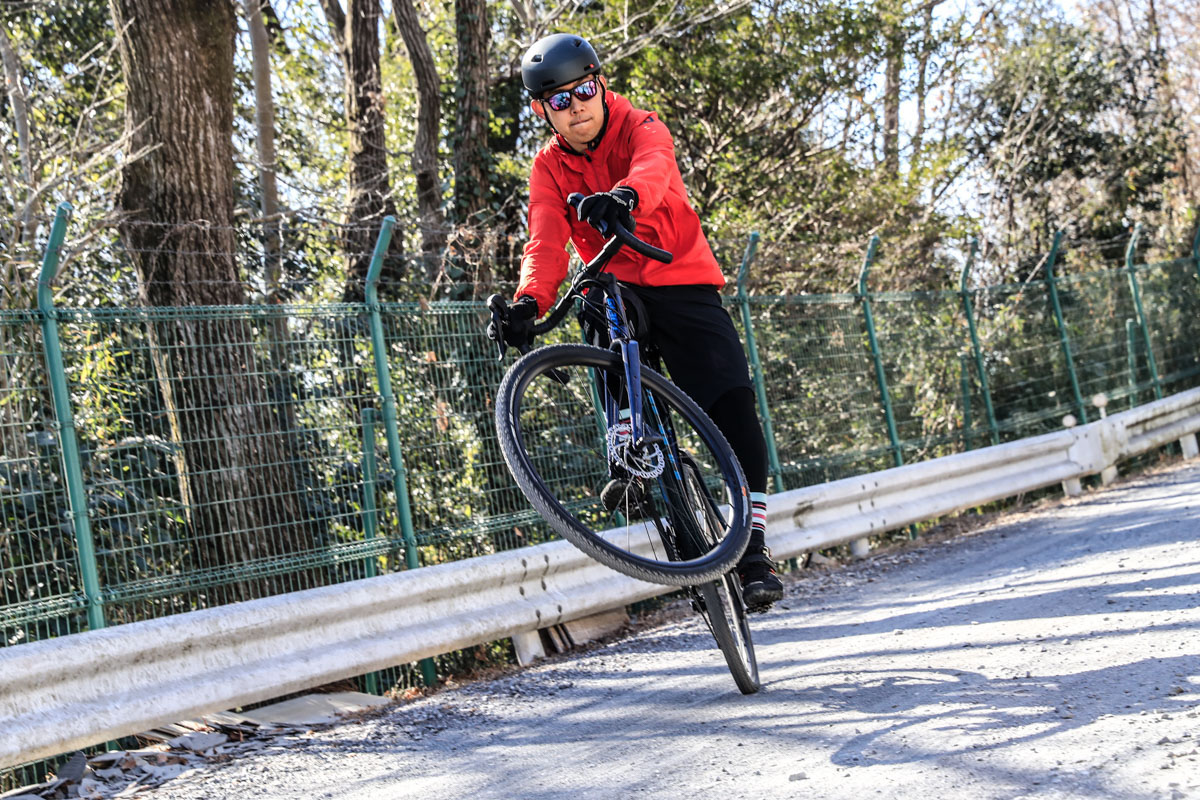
[486,294,539,353]
[575,187,638,236]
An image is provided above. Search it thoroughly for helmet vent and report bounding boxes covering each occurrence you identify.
[532,54,543,62]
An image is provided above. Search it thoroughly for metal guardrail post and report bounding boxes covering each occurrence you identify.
[363,218,437,687]
[1125,223,1163,401]
[360,408,380,696]
[735,233,785,493]
[37,203,105,632]
[858,236,903,469]
[1044,231,1088,424]
[960,238,1000,446]
[1126,319,1139,409]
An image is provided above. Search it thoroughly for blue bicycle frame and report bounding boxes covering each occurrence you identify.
[591,277,685,490]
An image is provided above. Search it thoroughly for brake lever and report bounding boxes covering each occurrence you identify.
[487,293,509,362]
[486,293,565,382]
[565,192,635,239]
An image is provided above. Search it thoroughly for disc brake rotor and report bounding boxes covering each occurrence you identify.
[606,421,665,479]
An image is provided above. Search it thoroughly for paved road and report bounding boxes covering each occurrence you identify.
[150,460,1200,800]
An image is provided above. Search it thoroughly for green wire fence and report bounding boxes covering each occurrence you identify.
[4,205,1200,719]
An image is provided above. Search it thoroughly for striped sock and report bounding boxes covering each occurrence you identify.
[749,491,768,550]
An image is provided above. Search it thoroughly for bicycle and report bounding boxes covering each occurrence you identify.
[487,193,760,693]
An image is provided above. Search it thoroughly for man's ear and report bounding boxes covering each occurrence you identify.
[530,99,546,120]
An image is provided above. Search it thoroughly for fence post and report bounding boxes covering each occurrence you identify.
[960,238,1000,446]
[735,233,785,494]
[1126,319,1139,409]
[361,408,380,578]
[360,408,381,696]
[858,236,902,469]
[1043,231,1088,424]
[960,354,973,451]
[37,202,105,631]
[363,218,436,687]
[1194,220,1200,283]
[1125,223,1163,401]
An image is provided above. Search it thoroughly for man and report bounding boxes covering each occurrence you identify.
[492,33,783,609]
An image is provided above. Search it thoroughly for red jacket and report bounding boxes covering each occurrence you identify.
[516,92,724,314]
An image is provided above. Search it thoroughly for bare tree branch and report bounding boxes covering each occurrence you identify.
[0,23,36,241]
[317,0,346,54]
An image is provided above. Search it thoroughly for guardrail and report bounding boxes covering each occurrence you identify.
[3,386,1198,768]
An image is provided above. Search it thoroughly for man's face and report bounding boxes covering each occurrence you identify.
[531,75,605,152]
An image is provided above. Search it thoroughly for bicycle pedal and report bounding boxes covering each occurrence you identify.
[745,602,774,614]
[602,478,647,512]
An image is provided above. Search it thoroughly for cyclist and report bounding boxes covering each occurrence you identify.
[490,33,783,610]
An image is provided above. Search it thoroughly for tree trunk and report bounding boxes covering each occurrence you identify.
[243,0,303,446]
[393,0,447,281]
[0,24,36,246]
[109,0,321,598]
[912,2,934,165]
[323,0,402,302]
[882,18,904,178]
[453,0,490,225]
[1145,0,1191,201]
[0,22,34,427]
[244,0,282,292]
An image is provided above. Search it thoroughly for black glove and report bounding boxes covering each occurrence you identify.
[486,294,539,352]
[575,187,638,236]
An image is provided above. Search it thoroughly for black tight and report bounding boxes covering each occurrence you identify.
[706,386,768,495]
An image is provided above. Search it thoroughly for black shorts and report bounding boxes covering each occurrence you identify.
[579,283,753,412]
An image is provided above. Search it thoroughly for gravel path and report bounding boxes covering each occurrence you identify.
[144,460,1200,800]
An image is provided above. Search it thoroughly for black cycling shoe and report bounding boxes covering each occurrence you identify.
[738,547,783,611]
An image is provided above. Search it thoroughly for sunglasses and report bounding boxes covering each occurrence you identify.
[543,79,599,112]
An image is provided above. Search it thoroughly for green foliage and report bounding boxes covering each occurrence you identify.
[0,0,128,303]
[968,12,1187,257]
[612,2,878,232]
[3,1,114,131]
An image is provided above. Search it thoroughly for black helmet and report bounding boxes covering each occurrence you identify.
[521,34,601,96]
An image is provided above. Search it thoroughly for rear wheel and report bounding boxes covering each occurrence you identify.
[495,343,751,586]
[697,577,760,694]
[682,458,759,694]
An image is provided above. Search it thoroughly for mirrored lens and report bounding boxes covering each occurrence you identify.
[547,90,573,111]
[545,80,598,112]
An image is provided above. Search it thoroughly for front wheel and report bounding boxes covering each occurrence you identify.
[495,343,751,586]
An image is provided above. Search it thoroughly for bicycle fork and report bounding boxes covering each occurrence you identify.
[599,289,687,506]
